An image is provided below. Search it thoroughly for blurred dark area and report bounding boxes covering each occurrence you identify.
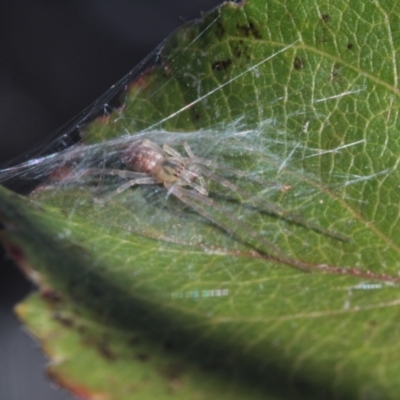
[0,1,222,399]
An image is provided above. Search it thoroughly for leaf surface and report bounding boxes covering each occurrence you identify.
[1,0,400,399]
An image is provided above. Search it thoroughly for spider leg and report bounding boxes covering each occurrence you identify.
[163,142,216,188]
[163,143,183,158]
[163,141,205,161]
[95,176,158,203]
[165,177,208,198]
[183,179,208,196]
[174,166,208,195]
[183,142,195,158]
[166,142,275,188]
[82,168,148,180]
[197,175,207,192]
[195,166,350,242]
[168,185,311,271]
[209,161,282,189]
[182,142,222,170]
[178,144,341,240]
[195,166,240,192]
[185,149,277,188]
[112,177,158,195]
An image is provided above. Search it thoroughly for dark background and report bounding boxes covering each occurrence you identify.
[0,1,222,399]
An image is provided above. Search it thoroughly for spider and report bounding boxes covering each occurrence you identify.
[83,139,349,271]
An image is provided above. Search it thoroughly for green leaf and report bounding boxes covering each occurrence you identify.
[1,0,400,399]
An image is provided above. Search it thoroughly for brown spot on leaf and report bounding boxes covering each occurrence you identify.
[163,339,174,351]
[331,63,343,83]
[98,342,117,361]
[42,288,63,303]
[159,362,184,383]
[169,378,182,391]
[232,40,250,60]
[53,312,75,328]
[136,352,150,362]
[212,59,232,71]
[193,111,201,121]
[321,14,329,23]
[201,361,221,371]
[88,283,103,298]
[237,21,262,39]
[293,57,303,70]
[77,325,87,335]
[214,20,226,39]
[347,42,353,50]
[6,244,25,264]
[128,335,140,346]
[162,63,173,78]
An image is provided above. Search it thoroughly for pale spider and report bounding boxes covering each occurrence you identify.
[84,139,349,271]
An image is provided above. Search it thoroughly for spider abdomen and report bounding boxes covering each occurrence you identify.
[122,140,164,174]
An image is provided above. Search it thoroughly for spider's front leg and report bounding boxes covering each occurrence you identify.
[168,184,311,272]
[187,165,350,243]
[111,176,159,196]
[82,168,150,180]
[162,143,182,158]
[81,168,158,202]
[94,176,158,204]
